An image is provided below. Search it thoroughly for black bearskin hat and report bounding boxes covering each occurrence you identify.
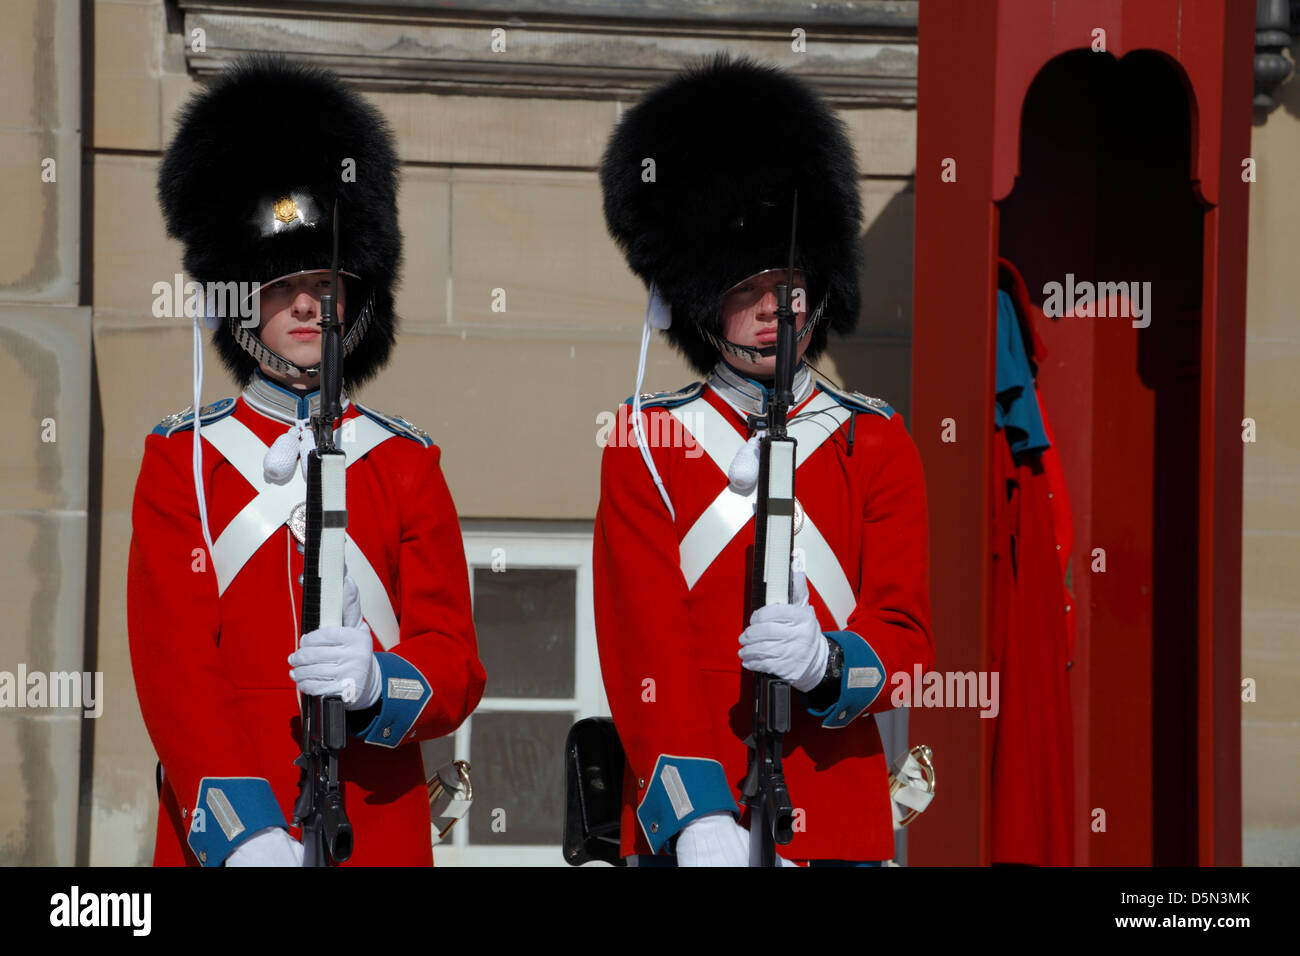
[157,55,402,388]
[600,55,862,374]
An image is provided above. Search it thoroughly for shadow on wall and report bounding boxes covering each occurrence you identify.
[827,182,916,425]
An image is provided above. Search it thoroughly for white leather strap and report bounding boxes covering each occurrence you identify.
[759,439,796,608]
[344,536,400,649]
[199,414,401,647]
[315,453,348,630]
[677,485,754,589]
[202,415,292,489]
[212,479,302,594]
[669,392,855,626]
[674,397,747,478]
[792,516,856,629]
[202,415,393,489]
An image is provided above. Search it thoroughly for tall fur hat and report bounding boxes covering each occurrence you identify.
[599,55,862,374]
[157,54,402,388]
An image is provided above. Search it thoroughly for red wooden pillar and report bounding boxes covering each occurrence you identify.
[910,0,1250,866]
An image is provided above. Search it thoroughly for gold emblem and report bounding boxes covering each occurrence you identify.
[273,196,299,223]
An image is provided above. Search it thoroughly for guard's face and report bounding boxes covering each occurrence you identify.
[256,272,347,379]
[719,268,812,378]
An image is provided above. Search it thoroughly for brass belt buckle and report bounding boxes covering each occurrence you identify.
[428,759,473,844]
[888,744,935,828]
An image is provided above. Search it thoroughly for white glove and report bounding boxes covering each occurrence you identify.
[224,827,304,867]
[289,575,382,710]
[738,570,829,693]
[674,812,799,867]
[674,811,749,867]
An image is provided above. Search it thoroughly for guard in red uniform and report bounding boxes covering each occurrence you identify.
[594,56,934,865]
[129,56,485,866]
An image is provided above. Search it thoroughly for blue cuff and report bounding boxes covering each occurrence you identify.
[636,755,739,855]
[352,652,432,748]
[187,777,287,867]
[807,631,887,728]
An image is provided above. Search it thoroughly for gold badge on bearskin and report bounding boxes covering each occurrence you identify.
[273,196,299,223]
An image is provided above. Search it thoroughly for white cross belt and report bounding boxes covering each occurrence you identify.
[199,414,401,649]
[668,392,858,629]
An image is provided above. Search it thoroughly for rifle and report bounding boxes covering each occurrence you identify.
[740,192,800,867]
[291,200,354,866]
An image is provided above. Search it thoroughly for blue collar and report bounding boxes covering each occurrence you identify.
[243,369,349,424]
[708,361,813,419]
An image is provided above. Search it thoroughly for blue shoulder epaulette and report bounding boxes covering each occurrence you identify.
[353,402,434,448]
[816,380,895,419]
[624,381,705,409]
[151,397,237,436]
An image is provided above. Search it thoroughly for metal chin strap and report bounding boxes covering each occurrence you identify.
[228,287,376,379]
[701,296,827,365]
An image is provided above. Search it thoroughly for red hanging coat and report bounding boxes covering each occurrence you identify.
[128,373,485,866]
[989,259,1075,865]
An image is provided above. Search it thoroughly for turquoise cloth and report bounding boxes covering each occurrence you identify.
[994,290,1050,457]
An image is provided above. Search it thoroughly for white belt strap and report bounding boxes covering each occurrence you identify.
[676,486,754,590]
[791,513,856,630]
[199,415,402,648]
[669,392,857,628]
[344,537,401,650]
[210,479,301,595]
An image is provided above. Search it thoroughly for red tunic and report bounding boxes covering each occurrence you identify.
[594,375,934,861]
[128,387,485,866]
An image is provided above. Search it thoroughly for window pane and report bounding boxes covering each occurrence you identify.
[420,734,457,778]
[467,711,572,846]
[473,567,575,698]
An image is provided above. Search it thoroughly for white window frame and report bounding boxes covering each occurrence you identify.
[429,521,608,867]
